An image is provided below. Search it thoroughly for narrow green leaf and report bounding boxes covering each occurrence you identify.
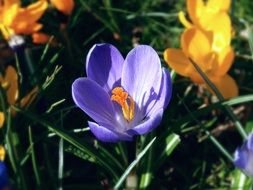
[231,169,252,190]
[114,137,156,190]
[189,59,247,139]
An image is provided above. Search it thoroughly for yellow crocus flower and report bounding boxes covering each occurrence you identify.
[50,0,74,15]
[0,66,38,127]
[0,0,48,40]
[179,0,232,50]
[0,145,5,161]
[164,27,238,99]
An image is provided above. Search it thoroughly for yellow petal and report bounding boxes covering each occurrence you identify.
[178,11,193,28]
[207,0,231,12]
[32,32,50,44]
[21,0,48,24]
[208,13,231,51]
[181,27,212,71]
[4,66,19,105]
[0,145,5,161]
[9,1,47,35]
[187,0,204,26]
[207,74,238,99]
[50,0,74,15]
[20,86,39,108]
[0,112,5,128]
[164,48,194,77]
[2,4,19,26]
[212,46,234,76]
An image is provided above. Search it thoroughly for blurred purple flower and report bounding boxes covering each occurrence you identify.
[0,161,9,189]
[72,44,172,142]
[234,133,253,176]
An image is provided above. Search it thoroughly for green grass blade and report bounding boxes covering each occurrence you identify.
[28,126,41,187]
[189,59,247,139]
[231,169,252,190]
[114,137,156,190]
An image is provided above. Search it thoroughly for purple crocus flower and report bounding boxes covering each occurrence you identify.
[72,44,172,142]
[0,161,9,189]
[234,133,253,176]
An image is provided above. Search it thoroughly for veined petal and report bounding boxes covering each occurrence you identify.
[88,121,132,142]
[147,69,172,116]
[164,48,192,77]
[72,78,116,126]
[86,44,124,93]
[207,74,238,99]
[127,108,163,135]
[122,45,162,109]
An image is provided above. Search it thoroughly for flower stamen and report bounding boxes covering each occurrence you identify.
[111,87,135,122]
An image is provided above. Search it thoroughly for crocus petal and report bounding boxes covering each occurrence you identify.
[187,0,204,26]
[50,0,74,15]
[181,27,211,68]
[213,46,234,76]
[0,161,9,189]
[208,74,238,99]
[32,32,50,44]
[0,146,5,161]
[234,135,253,176]
[17,1,48,25]
[207,0,231,12]
[122,45,162,109]
[72,78,116,126]
[234,146,248,170]
[147,69,172,116]
[1,66,19,105]
[0,113,5,128]
[247,133,253,151]
[178,11,193,28]
[86,44,124,93]
[127,109,163,135]
[88,121,132,142]
[208,13,231,51]
[164,48,192,77]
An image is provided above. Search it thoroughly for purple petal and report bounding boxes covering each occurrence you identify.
[86,44,124,92]
[0,161,8,189]
[234,145,248,169]
[88,121,132,142]
[146,68,172,116]
[127,109,164,135]
[247,133,253,151]
[72,78,116,126]
[121,45,162,111]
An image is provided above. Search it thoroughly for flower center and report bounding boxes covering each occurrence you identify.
[111,87,135,122]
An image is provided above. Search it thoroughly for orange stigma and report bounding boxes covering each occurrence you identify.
[111,87,135,122]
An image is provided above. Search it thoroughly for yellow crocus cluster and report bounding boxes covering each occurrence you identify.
[0,0,75,44]
[0,66,38,128]
[0,0,48,40]
[164,0,238,99]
